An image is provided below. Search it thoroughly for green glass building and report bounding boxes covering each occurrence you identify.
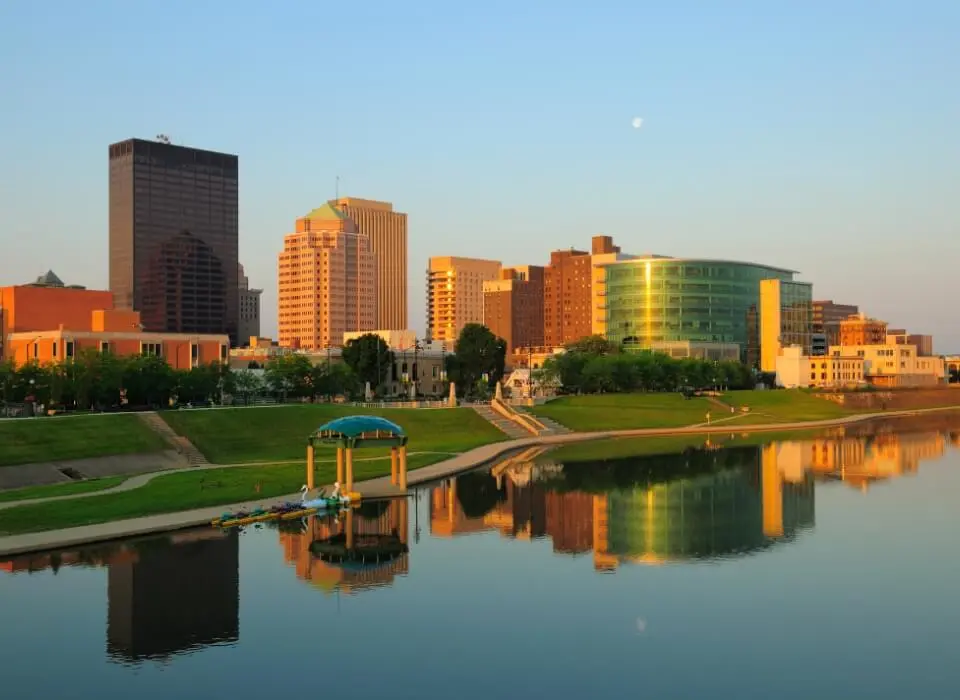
[600,258,809,365]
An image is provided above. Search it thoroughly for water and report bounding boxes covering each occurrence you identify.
[3,415,960,699]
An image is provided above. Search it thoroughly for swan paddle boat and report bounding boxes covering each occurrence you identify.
[211,483,357,528]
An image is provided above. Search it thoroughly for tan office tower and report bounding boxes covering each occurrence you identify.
[277,203,376,350]
[426,257,502,346]
[331,197,407,330]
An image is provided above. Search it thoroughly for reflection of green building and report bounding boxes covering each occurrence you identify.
[601,468,815,562]
[600,257,809,365]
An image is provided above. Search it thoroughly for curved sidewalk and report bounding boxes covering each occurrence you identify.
[0,405,956,557]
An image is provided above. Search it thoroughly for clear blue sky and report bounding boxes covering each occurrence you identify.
[2,0,958,349]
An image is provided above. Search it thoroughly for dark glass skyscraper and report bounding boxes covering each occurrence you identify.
[109,138,239,344]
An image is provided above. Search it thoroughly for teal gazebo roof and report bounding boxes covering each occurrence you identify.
[312,415,407,447]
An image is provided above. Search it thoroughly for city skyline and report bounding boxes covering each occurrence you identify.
[2,3,958,349]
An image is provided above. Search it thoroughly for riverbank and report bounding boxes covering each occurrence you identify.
[2,404,958,556]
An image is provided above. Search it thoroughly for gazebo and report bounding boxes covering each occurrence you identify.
[306,416,409,494]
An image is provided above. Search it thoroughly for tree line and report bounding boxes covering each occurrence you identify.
[536,336,754,394]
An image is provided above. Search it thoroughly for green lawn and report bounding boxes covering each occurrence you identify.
[531,394,715,432]
[0,414,167,467]
[160,405,505,464]
[720,390,856,422]
[0,476,127,503]
[0,453,443,536]
[539,428,822,464]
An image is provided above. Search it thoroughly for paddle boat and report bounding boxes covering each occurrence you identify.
[211,483,358,529]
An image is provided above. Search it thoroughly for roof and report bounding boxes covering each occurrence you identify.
[316,415,406,439]
[302,202,346,221]
[596,257,800,275]
[32,270,64,287]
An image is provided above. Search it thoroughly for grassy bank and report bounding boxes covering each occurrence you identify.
[0,453,443,536]
[161,405,505,463]
[0,414,166,467]
[531,394,715,432]
[539,428,822,464]
[531,390,858,432]
[0,477,127,504]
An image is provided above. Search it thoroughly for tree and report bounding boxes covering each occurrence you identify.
[567,335,619,356]
[452,324,506,394]
[264,355,313,400]
[233,369,264,405]
[122,355,176,407]
[341,334,394,391]
[0,359,15,404]
[949,366,959,384]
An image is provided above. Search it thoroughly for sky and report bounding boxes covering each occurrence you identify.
[2,0,958,350]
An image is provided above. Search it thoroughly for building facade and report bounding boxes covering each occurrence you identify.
[812,300,859,346]
[1,285,228,370]
[759,278,814,373]
[333,197,408,330]
[839,313,887,346]
[887,329,934,356]
[544,236,621,347]
[776,345,866,388]
[831,342,946,387]
[483,265,545,356]
[108,138,239,345]
[600,257,805,365]
[277,204,377,351]
[426,256,502,345]
[237,264,262,344]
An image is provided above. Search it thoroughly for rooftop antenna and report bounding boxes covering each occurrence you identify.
[335,175,340,200]
[156,134,171,144]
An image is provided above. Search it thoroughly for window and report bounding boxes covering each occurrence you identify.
[53,341,58,358]
[141,342,162,357]
[66,341,74,359]
[100,341,110,354]
[220,344,227,362]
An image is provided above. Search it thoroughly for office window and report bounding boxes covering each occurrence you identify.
[66,341,75,359]
[100,341,110,354]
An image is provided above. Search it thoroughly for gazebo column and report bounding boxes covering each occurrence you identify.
[306,441,315,491]
[390,447,399,485]
[345,445,354,493]
[336,447,345,485]
[398,444,408,490]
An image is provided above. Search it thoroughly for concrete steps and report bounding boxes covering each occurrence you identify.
[472,405,530,439]
[138,412,210,466]
[514,408,572,435]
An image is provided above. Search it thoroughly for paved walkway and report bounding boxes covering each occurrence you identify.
[1,404,957,557]
[0,450,187,491]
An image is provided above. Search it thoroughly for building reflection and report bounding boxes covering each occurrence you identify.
[429,426,953,572]
[278,499,410,595]
[0,529,239,662]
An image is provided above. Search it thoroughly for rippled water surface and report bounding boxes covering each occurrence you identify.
[3,416,960,699]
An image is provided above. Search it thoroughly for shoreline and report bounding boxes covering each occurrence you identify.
[1,404,958,558]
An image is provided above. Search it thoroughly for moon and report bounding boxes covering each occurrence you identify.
[631,117,644,129]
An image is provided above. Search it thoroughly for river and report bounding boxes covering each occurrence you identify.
[2,415,959,699]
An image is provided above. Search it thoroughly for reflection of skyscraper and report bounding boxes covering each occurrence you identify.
[107,530,239,662]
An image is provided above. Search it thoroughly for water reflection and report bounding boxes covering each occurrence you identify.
[0,529,239,664]
[278,499,411,595]
[429,421,955,571]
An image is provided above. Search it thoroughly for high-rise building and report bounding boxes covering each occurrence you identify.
[759,279,814,373]
[601,256,807,366]
[108,138,239,345]
[482,265,545,356]
[332,198,407,330]
[839,313,887,346]
[545,235,620,348]
[237,264,262,344]
[426,256,502,345]
[277,203,376,350]
[812,300,859,346]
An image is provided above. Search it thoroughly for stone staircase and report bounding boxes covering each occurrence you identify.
[138,412,210,466]
[530,414,572,435]
[472,405,530,439]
